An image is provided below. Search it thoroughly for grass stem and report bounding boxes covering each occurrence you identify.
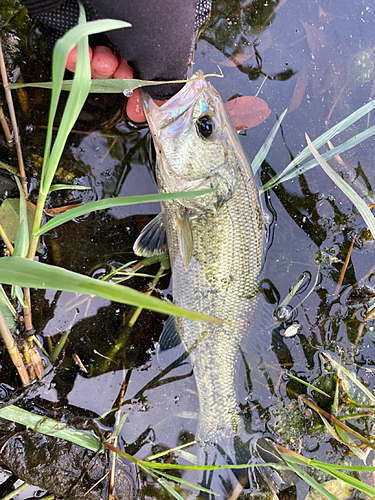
[0,43,28,198]
[0,482,29,500]
[0,224,14,254]
[0,309,29,385]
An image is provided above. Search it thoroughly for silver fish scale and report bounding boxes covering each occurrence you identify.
[162,158,263,445]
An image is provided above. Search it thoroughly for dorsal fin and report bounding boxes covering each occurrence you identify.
[133,212,167,257]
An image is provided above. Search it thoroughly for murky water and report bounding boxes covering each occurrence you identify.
[1,0,375,498]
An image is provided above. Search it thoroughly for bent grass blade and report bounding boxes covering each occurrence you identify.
[35,189,215,236]
[0,257,221,323]
[323,353,375,405]
[285,372,330,398]
[305,133,375,239]
[261,99,375,193]
[269,123,375,188]
[9,71,224,94]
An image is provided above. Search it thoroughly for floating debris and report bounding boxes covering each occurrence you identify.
[284,323,301,338]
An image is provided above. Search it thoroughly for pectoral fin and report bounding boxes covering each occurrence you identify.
[175,211,193,270]
[133,212,167,257]
[159,316,182,351]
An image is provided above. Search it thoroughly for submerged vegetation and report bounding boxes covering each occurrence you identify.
[1,0,375,499]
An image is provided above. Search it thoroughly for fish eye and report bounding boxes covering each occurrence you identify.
[196,115,215,139]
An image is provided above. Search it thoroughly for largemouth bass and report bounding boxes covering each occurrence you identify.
[134,73,284,493]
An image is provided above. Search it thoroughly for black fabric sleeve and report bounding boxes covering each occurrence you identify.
[21,0,211,99]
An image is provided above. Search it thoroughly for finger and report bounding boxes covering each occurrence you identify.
[66,45,93,72]
[126,88,146,123]
[114,60,146,123]
[113,58,134,79]
[91,46,119,79]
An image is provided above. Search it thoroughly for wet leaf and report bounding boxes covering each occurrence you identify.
[301,21,328,55]
[318,7,337,23]
[305,478,353,500]
[288,66,308,113]
[225,96,271,130]
[0,199,35,244]
[44,203,83,216]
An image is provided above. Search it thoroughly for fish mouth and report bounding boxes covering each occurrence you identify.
[140,71,210,131]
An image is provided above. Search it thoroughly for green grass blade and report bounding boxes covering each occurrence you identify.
[35,189,215,236]
[318,466,375,498]
[272,123,375,187]
[323,353,375,405]
[152,469,218,495]
[285,372,330,397]
[41,5,92,193]
[252,109,287,175]
[109,442,288,472]
[177,449,197,464]
[306,133,375,238]
[319,415,346,443]
[12,177,29,258]
[42,15,130,171]
[10,78,185,93]
[0,285,16,332]
[147,441,197,461]
[9,74,205,93]
[48,184,91,193]
[261,99,375,193]
[0,481,29,500]
[335,425,368,461]
[278,274,306,309]
[284,460,339,500]
[0,257,221,323]
[156,477,185,500]
[0,405,101,451]
[310,461,375,472]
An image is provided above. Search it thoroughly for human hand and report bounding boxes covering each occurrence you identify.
[66,45,146,123]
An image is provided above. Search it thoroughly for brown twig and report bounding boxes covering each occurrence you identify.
[0,42,28,198]
[334,233,356,296]
[289,390,375,449]
[0,309,29,386]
